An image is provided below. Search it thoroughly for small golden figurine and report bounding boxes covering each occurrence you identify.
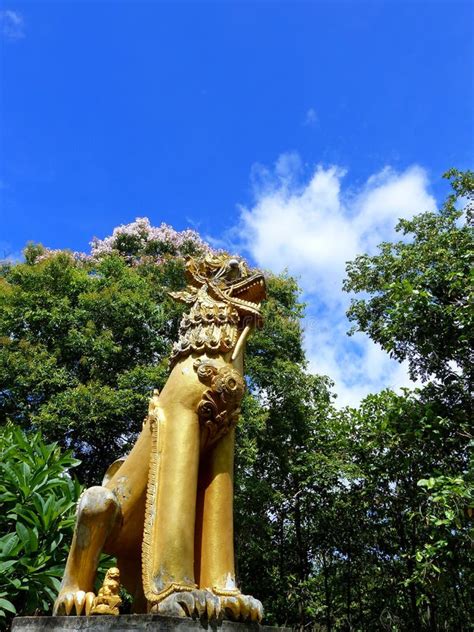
[90,568,122,616]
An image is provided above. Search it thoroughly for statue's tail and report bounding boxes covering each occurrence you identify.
[141,391,163,604]
[101,457,126,487]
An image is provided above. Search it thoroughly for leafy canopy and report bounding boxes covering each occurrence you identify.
[0,222,213,483]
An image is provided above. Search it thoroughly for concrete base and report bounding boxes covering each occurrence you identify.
[12,616,288,632]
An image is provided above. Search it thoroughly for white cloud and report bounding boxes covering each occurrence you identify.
[304,108,319,127]
[237,154,436,406]
[354,165,435,252]
[0,10,24,39]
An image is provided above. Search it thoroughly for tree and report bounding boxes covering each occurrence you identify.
[342,169,474,630]
[0,220,212,484]
[340,389,473,630]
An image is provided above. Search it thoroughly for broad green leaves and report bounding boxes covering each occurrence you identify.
[0,425,82,627]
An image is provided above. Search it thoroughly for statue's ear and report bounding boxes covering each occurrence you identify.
[185,257,203,284]
[168,288,197,304]
[239,260,249,276]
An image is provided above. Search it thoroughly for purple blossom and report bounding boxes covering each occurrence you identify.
[35,249,90,263]
[31,218,221,267]
[89,217,218,263]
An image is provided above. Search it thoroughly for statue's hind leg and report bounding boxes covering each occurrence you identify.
[54,424,153,616]
[53,485,121,615]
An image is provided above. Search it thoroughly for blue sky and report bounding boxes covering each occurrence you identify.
[1,1,473,404]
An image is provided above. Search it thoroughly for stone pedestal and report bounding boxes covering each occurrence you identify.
[12,616,288,632]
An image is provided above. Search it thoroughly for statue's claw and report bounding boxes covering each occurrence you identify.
[174,592,195,617]
[237,595,250,620]
[250,596,264,622]
[74,591,86,615]
[85,592,96,616]
[154,596,186,617]
[220,593,263,623]
[222,596,240,620]
[192,591,207,617]
[64,593,74,616]
[206,592,221,620]
[154,589,220,620]
[54,590,97,616]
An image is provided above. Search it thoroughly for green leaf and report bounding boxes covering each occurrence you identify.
[0,560,17,574]
[15,522,30,549]
[0,598,16,614]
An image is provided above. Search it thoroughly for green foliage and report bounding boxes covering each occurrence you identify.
[0,425,82,627]
[339,391,473,630]
[339,170,474,630]
[235,368,353,627]
[413,474,474,599]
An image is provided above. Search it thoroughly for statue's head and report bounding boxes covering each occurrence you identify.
[105,567,120,583]
[185,253,266,324]
[168,253,266,365]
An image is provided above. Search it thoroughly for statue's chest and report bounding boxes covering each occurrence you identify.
[170,300,240,365]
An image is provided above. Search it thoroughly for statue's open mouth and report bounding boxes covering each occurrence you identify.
[226,272,267,316]
[223,272,266,327]
[184,254,266,323]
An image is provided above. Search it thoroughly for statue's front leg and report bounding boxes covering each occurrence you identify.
[196,429,263,622]
[53,486,121,615]
[144,403,219,618]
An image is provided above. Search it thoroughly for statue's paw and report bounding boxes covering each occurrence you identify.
[53,590,96,616]
[154,589,220,620]
[220,593,263,623]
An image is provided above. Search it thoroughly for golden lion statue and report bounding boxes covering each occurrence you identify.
[53,254,266,622]
[90,567,122,616]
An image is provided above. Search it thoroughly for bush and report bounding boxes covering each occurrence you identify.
[0,425,82,627]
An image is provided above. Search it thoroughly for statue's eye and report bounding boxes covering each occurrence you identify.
[226,259,241,281]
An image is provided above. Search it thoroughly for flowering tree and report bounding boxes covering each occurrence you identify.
[89,217,216,264]
[35,217,217,266]
[3,219,221,483]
